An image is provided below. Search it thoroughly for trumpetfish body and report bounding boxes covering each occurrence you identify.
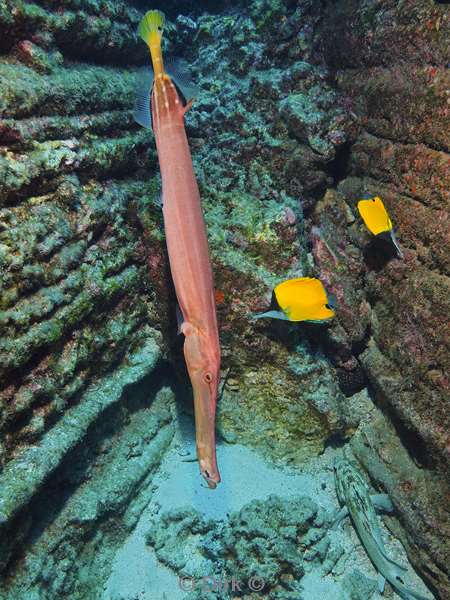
[135,10,221,488]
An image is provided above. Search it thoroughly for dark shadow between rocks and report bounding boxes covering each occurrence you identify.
[326,141,352,187]
[366,383,434,471]
[129,0,240,18]
[363,236,398,271]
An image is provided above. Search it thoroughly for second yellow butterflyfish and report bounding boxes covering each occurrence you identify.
[253,277,336,323]
[357,195,403,258]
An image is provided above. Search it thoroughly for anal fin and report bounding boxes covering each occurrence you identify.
[176,303,184,335]
[390,230,404,259]
[378,573,386,594]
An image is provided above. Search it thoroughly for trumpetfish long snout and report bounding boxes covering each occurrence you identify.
[134,10,221,488]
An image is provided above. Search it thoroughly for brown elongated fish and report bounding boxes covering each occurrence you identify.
[134,10,220,488]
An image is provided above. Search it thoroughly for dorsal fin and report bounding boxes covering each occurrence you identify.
[133,68,153,130]
[165,57,199,103]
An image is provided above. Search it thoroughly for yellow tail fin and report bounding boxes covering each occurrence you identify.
[138,10,165,47]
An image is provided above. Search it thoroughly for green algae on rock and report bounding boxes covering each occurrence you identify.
[0,1,170,595]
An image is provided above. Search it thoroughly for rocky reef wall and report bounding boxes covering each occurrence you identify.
[310,1,449,596]
[0,1,177,597]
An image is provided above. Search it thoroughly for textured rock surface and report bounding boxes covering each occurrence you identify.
[309,1,449,596]
[0,0,353,596]
[0,0,170,597]
[1,383,175,600]
[145,495,337,599]
[178,0,355,460]
[350,406,448,600]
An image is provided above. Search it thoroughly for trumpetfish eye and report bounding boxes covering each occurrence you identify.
[204,372,213,384]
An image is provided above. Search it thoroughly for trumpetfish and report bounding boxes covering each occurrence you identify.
[134,10,221,488]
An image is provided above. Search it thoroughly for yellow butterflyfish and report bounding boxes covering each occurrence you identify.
[253,277,336,323]
[357,195,403,258]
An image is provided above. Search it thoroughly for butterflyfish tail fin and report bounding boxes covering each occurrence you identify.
[138,10,165,46]
[390,230,404,259]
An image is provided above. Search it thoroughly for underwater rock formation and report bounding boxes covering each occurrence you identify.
[145,495,340,599]
[0,0,351,595]
[0,0,172,596]
[309,1,449,596]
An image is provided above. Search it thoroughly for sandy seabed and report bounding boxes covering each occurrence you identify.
[102,413,432,600]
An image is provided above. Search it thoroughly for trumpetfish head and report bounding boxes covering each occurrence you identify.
[181,322,221,489]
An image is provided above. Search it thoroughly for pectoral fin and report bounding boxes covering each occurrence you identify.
[382,551,408,573]
[183,99,194,114]
[331,506,349,530]
[252,310,290,321]
[165,57,199,106]
[371,494,394,514]
[373,536,408,572]
[378,573,386,594]
[176,303,184,335]
[133,69,153,129]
